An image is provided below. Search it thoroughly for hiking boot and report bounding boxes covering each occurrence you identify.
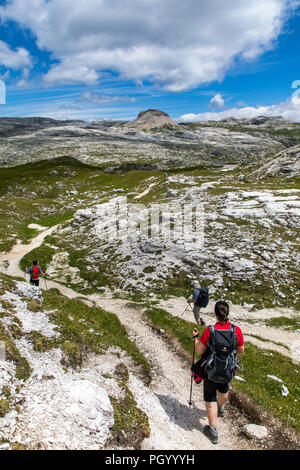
[204,425,218,444]
[200,318,206,326]
[218,405,225,417]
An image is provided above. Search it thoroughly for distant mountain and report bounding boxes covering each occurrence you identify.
[126,109,179,130]
[1,114,299,170]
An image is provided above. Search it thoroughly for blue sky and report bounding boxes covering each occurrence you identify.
[0,0,300,122]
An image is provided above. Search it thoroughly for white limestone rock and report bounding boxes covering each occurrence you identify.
[243,424,268,440]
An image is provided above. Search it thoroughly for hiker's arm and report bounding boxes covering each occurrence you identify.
[192,328,207,355]
[194,339,207,355]
[236,328,245,354]
[187,294,195,303]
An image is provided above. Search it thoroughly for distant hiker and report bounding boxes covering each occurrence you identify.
[191,301,244,444]
[186,280,209,326]
[26,260,43,287]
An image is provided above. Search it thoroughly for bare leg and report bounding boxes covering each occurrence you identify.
[217,392,228,408]
[205,402,218,429]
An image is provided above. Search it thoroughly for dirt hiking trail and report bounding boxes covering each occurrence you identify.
[0,224,296,450]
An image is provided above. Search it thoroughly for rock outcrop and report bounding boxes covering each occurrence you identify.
[126,109,179,130]
[243,424,268,440]
[251,145,300,179]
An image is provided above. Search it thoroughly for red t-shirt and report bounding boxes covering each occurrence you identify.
[200,321,244,347]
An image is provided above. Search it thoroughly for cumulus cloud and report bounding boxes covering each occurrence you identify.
[0,0,299,90]
[179,86,300,122]
[0,40,32,70]
[209,94,225,108]
[44,64,99,86]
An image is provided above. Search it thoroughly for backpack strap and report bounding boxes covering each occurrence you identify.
[230,323,237,351]
[201,325,216,370]
[208,325,216,352]
[195,288,202,305]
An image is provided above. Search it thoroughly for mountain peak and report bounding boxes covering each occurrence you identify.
[126,109,179,130]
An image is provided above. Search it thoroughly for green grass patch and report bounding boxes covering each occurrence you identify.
[0,399,10,418]
[217,276,300,312]
[245,333,289,350]
[0,322,32,381]
[144,306,205,356]
[108,363,150,449]
[26,331,59,353]
[19,244,56,275]
[42,288,151,380]
[153,271,193,300]
[265,316,300,331]
[234,343,300,432]
[0,157,162,251]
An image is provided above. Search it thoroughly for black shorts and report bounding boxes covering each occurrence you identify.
[204,379,230,402]
[30,278,39,287]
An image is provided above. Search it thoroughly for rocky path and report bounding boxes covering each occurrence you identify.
[133,181,158,199]
[0,224,258,450]
[88,294,251,450]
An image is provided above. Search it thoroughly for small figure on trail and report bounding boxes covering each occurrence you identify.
[186,280,208,326]
[191,301,244,444]
[26,260,43,287]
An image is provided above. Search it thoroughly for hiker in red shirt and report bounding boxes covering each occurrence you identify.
[192,300,244,444]
[26,260,43,287]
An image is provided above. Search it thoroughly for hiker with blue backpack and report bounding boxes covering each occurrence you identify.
[26,260,44,287]
[186,280,209,326]
[191,300,244,444]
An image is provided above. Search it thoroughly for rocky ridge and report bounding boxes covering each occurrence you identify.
[251,145,300,179]
[0,114,295,169]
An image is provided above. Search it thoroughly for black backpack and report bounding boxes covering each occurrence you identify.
[191,324,239,384]
[203,324,239,383]
[195,287,209,308]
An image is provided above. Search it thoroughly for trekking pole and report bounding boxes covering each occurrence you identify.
[181,296,194,317]
[44,276,48,291]
[181,303,190,317]
[189,340,196,407]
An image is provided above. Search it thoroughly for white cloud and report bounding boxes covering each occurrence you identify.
[178,88,300,122]
[15,67,31,88]
[209,94,225,108]
[44,64,99,86]
[0,40,32,70]
[0,0,299,90]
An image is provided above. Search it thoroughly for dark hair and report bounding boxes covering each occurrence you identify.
[33,260,38,266]
[215,301,229,322]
